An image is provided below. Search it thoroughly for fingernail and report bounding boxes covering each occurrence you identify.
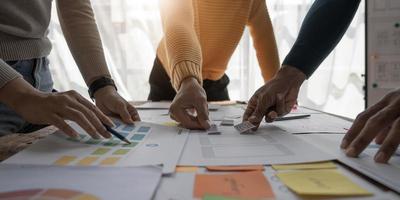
[375,152,387,163]
[346,147,357,157]
[340,139,349,149]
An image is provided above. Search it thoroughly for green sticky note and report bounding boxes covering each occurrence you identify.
[113,149,130,155]
[92,148,111,155]
[103,140,120,146]
[123,142,138,148]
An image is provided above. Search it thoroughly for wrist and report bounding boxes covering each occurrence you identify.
[88,76,117,100]
[179,77,200,90]
[0,78,44,109]
[276,65,306,86]
[93,85,117,99]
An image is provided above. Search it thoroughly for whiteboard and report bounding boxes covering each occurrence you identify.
[366,0,400,107]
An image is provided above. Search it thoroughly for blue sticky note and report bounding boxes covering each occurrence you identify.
[131,134,145,141]
[138,126,150,133]
[122,125,135,132]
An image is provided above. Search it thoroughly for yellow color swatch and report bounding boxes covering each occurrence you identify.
[272,161,336,171]
[77,157,99,166]
[175,166,199,173]
[100,157,121,166]
[112,149,130,155]
[54,156,76,166]
[162,121,178,127]
[276,169,372,196]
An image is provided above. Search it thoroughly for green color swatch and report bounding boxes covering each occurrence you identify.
[103,140,120,146]
[92,148,111,155]
[122,142,138,148]
[85,139,102,145]
[113,149,130,155]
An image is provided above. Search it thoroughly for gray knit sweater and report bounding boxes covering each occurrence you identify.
[0,0,108,89]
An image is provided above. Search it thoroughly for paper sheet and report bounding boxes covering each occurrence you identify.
[179,124,335,166]
[271,113,352,134]
[4,121,189,174]
[276,169,372,196]
[299,134,400,193]
[272,161,337,171]
[0,164,161,200]
[193,171,274,199]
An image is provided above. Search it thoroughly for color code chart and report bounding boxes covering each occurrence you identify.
[53,122,152,167]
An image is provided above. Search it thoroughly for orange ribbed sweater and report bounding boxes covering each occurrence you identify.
[157,0,280,90]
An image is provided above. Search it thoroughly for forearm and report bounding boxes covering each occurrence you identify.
[56,0,111,86]
[0,59,23,90]
[282,0,361,78]
[259,35,280,82]
[159,0,202,90]
[248,0,280,82]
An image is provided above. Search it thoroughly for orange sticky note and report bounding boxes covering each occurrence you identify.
[206,165,264,172]
[194,171,274,199]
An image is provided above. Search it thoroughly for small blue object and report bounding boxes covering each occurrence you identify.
[131,134,145,141]
[122,125,135,132]
[114,121,121,128]
[138,126,150,133]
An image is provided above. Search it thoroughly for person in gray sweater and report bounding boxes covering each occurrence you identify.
[0,0,140,138]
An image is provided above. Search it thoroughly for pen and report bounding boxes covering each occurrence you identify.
[274,114,311,121]
[103,124,131,144]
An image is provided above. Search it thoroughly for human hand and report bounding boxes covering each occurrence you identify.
[94,86,140,124]
[170,77,210,130]
[0,78,114,139]
[243,66,306,129]
[341,88,400,163]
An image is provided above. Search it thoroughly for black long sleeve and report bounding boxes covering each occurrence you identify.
[282,0,361,78]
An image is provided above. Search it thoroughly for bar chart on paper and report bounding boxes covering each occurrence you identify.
[4,121,189,174]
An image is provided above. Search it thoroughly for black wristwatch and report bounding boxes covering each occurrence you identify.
[88,76,117,100]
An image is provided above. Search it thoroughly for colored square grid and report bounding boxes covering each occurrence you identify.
[137,126,150,133]
[113,149,130,155]
[122,125,135,132]
[130,134,145,141]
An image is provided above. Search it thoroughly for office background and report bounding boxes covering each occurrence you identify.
[47,0,366,119]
